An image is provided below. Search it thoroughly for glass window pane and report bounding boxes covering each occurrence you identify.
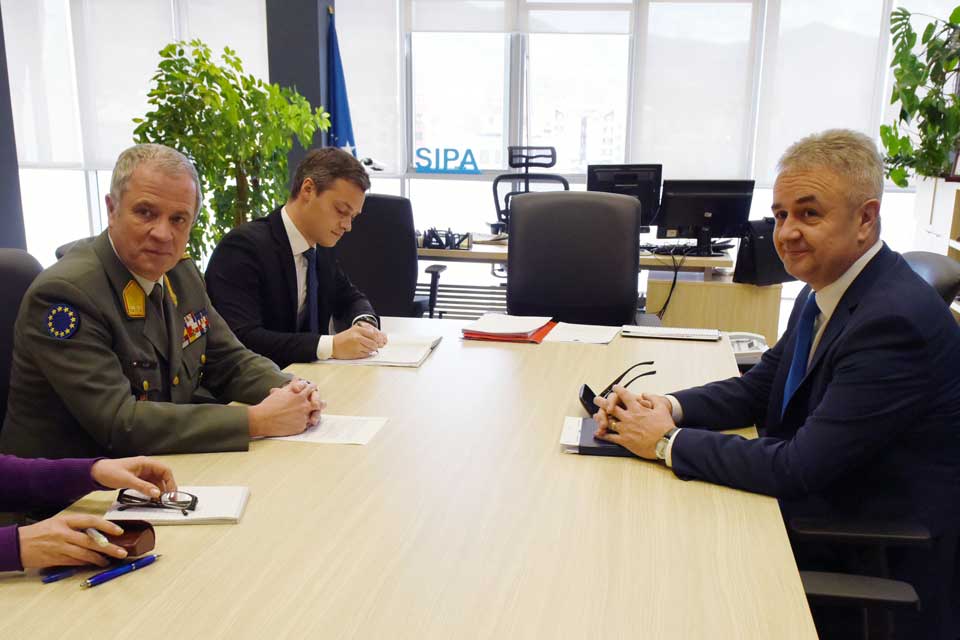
[526,34,629,172]
[1,0,83,165]
[411,33,507,171]
[754,0,885,185]
[369,177,403,197]
[408,178,494,231]
[21,169,91,267]
[70,0,174,168]
[631,2,755,179]
[339,0,403,171]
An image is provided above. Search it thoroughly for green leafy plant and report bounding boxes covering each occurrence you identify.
[882,6,960,187]
[133,39,330,259]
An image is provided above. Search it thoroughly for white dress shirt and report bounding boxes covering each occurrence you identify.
[281,206,335,360]
[663,239,885,468]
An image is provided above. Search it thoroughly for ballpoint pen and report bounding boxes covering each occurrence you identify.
[42,567,82,584]
[80,554,161,589]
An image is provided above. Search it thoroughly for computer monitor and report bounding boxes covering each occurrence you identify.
[655,179,754,256]
[586,164,662,227]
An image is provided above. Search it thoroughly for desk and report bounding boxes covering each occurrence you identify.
[0,318,815,639]
[418,244,733,277]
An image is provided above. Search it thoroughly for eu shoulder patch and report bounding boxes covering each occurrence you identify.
[47,304,80,339]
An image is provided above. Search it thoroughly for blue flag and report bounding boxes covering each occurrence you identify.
[327,11,356,155]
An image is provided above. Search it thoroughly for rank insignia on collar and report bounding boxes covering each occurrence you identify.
[182,308,210,348]
[122,281,146,318]
[47,304,80,339]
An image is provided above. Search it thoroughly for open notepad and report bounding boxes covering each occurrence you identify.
[315,334,442,367]
[104,486,250,525]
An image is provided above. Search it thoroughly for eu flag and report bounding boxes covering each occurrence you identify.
[327,10,356,155]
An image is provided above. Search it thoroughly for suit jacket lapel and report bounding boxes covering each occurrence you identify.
[268,208,301,331]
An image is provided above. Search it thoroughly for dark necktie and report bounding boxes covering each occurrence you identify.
[304,247,319,333]
[149,284,166,327]
[781,292,819,417]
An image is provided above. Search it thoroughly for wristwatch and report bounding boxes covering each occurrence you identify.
[655,427,680,462]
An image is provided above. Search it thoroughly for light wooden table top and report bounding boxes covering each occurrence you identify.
[0,317,815,639]
[418,244,734,273]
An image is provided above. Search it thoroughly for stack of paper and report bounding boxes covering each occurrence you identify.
[542,322,620,344]
[316,334,442,367]
[462,313,556,343]
[105,486,250,525]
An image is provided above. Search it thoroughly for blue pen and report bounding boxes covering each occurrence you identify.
[42,567,82,584]
[80,554,161,589]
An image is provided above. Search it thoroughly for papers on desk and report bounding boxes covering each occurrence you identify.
[315,334,442,367]
[269,414,388,445]
[105,486,250,525]
[472,231,508,245]
[462,313,556,343]
[542,322,620,344]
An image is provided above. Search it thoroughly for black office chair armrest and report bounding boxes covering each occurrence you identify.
[424,264,447,319]
[800,570,920,610]
[790,517,932,547]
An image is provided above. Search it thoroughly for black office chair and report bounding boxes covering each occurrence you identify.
[491,146,570,235]
[506,191,658,326]
[335,193,445,318]
[792,251,960,640]
[0,249,43,427]
[55,237,92,260]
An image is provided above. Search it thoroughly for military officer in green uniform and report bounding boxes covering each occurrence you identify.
[0,143,322,459]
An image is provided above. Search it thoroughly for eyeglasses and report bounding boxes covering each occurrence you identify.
[598,361,657,398]
[117,489,199,516]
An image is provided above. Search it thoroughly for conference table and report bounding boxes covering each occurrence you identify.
[0,317,816,639]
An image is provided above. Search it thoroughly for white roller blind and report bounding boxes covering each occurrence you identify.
[338,0,403,172]
[70,0,174,168]
[1,0,83,165]
[408,0,511,32]
[630,1,757,179]
[177,0,269,82]
[753,0,887,186]
[526,8,631,33]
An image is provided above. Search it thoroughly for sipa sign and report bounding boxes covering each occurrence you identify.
[414,147,481,174]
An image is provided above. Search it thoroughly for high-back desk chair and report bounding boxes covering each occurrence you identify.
[335,194,445,318]
[0,249,43,427]
[507,191,651,326]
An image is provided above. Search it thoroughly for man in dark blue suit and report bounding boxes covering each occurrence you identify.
[594,129,960,638]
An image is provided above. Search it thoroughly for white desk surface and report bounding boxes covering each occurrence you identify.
[0,317,815,639]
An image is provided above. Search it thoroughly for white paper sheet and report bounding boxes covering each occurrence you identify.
[312,335,442,367]
[559,416,582,453]
[104,486,250,525]
[542,322,620,344]
[462,313,553,336]
[269,414,388,445]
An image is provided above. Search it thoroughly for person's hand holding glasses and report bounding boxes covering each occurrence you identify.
[579,361,657,420]
[116,489,199,516]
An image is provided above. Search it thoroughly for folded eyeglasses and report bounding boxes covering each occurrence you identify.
[116,488,199,517]
[579,361,657,415]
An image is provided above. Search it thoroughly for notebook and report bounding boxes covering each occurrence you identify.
[315,334,442,367]
[104,486,250,525]
[559,417,635,458]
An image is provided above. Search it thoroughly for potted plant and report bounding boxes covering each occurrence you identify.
[881,6,960,187]
[133,39,330,259]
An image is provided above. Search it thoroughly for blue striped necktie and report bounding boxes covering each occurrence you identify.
[304,247,319,333]
[781,292,819,417]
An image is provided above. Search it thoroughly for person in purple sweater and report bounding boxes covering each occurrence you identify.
[1,454,175,572]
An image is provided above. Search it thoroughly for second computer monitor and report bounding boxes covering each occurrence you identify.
[656,180,754,256]
[586,164,662,227]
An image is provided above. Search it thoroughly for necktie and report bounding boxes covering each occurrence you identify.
[304,247,319,334]
[149,284,166,327]
[781,292,819,417]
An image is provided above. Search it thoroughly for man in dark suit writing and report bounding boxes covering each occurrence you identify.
[206,148,388,369]
[594,129,960,638]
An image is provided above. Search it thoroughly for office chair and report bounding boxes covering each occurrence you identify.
[791,251,960,640]
[0,249,43,427]
[489,146,569,279]
[334,193,446,318]
[55,237,92,260]
[506,191,658,326]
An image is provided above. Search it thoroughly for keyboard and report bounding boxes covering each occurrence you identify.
[640,242,734,256]
[621,325,722,342]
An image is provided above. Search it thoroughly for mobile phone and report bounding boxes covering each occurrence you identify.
[579,384,599,415]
